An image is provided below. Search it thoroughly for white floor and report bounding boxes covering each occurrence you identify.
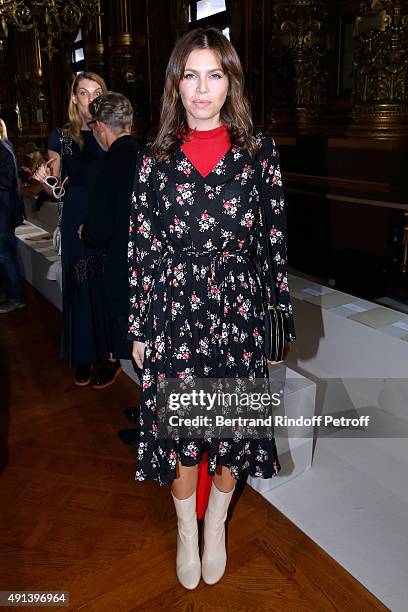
[15,215,408,611]
[266,437,407,610]
[279,281,408,611]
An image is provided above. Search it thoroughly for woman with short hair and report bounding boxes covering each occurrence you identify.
[128,28,296,589]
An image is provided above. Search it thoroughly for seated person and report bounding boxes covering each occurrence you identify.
[18,142,47,207]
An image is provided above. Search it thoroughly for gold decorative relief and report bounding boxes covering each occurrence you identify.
[0,1,101,59]
[350,0,408,138]
[269,0,329,134]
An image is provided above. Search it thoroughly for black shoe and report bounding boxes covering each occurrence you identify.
[0,299,26,313]
[118,428,140,446]
[124,406,140,423]
[92,359,122,389]
[75,364,92,387]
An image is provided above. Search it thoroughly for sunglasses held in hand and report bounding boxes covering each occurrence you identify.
[43,158,68,199]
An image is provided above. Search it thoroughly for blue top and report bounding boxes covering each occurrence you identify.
[0,139,23,232]
[47,128,103,188]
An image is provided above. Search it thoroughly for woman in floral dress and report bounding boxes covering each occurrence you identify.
[128,27,296,589]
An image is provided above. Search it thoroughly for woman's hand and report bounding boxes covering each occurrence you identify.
[267,341,290,365]
[132,341,145,370]
[32,161,54,196]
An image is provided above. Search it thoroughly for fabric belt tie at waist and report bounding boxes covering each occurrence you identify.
[163,248,250,261]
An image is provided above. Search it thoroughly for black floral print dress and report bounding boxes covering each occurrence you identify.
[128,133,296,486]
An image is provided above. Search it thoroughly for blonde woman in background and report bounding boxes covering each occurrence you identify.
[35,72,119,387]
[0,118,25,313]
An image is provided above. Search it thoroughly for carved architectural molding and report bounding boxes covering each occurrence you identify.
[269,0,329,134]
[349,0,408,138]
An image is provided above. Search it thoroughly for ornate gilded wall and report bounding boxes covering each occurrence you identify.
[350,0,408,138]
[2,0,408,142]
[0,0,174,142]
[1,0,408,299]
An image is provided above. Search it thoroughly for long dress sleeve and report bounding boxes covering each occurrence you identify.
[256,135,296,342]
[128,149,164,342]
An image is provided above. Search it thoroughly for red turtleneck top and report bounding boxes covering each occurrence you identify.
[181,124,231,177]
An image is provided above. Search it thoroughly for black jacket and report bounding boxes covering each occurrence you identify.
[0,140,24,233]
[83,135,139,317]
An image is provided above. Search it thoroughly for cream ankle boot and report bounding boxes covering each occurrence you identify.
[201,483,235,585]
[171,491,201,590]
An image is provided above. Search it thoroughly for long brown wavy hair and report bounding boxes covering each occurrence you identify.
[151,27,258,163]
[66,71,107,149]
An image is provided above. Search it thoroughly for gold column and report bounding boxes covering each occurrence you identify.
[84,0,105,78]
[107,0,147,135]
[349,0,408,138]
[170,0,189,41]
[269,0,329,135]
[13,27,50,140]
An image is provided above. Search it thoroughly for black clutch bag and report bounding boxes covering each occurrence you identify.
[257,157,286,363]
[263,303,286,363]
